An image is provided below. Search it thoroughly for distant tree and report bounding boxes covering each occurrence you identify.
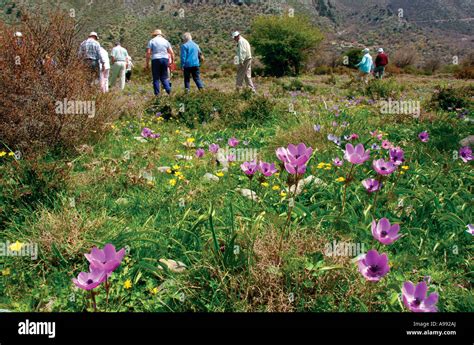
[250,15,323,77]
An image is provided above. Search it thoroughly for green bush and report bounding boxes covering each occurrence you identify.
[429,85,474,111]
[250,15,323,76]
[340,48,363,69]
[147,89,278,129]
[363,78,405,99]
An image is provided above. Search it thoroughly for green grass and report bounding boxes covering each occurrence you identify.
[0,74,473,312]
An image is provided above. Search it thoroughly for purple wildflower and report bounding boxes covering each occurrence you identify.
[373,159,397,175]
[362,178,381,193]
[402,281,438,312]
[371,218,401,245]
[357,249,390,282]
[344,143,370,165]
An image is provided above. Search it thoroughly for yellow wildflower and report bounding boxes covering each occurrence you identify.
[172,164,180,170]
[175,130,180,134]
[401,166,409,170]
[186,138,195,143]
[261,182,269,187]
[280,191,287,197]
[151,287,159,295]
[2,268,11,276]
[178,175,185,180]
[335,177,345,182]
[216,172,224,177]
[272,185,280,191]
[166,169,172,174]
[169,179,177,186]
[9,241,23,252]
[400,171,405,175]
[8,152,14,157]
[174,171,183,177]
[0,151,6,157]
[124,279,132,289]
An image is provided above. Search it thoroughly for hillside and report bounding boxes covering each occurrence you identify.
[1,0,473,67]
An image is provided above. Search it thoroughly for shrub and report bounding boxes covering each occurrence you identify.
[250,15,323,76]
[363,79,405,100]
[147,89,278,129]
[392,49,418,68]
[429,85,474,111]
[0,10,115,156]
[339,48,363,69]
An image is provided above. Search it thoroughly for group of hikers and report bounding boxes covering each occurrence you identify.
[78,29,256,95]
[14,27,388,94]
[356,47,389,84]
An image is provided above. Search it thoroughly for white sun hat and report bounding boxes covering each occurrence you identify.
[363,48,370,53]
[89,31,99,39]
[14,31,22,37]
[232,31,240,38]
[378,48,384,53]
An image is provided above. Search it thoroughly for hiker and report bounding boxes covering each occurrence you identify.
[355,48,373,84]
[180,32,204,92]
[232,31,255,93]
[125,56,134,83]
[99,46,110,92]
[14,31,23,47]
[145,29,175,96]
[109,42,129,90]
[374,48,388,79]
[78,32,104,81]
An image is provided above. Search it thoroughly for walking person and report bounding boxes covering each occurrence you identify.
[374,48,388,79]
[180,32,204,92]
[99,46,110,92]
[109,42,128,90]
[232,31,255,93]
[78,32,104,82]
[125,56,134,83]
[145,29,175,96]
[355,48,373,84]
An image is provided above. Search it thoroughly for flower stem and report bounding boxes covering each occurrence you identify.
[277,175,300,261]
[341,164,355,213]
[90,290,97,312]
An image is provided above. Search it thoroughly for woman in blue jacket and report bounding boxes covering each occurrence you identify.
[355,48,373,84]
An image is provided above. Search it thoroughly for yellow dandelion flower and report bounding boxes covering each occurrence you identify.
[169,179,177,186]
[335,177,345,182]
[280,191,287,197]
[2,268,11,276]
[178,175,185,180]
[174,171,183,177]
[0,151,6,157]
[324,167,331,170]
[166,169,172,174]
[400,171,405,175]
[216,172,224,177]
[124,279,132,289]
[175,130,180,134]
[172,164,180,170]
[186,138,195,143]
[9,241,23,252]
[151,287,159,295]
[274,172,280,176]
[401,166,409,170]
[8,152,14,157]
[272,185,280,191]
[261,182,269,187]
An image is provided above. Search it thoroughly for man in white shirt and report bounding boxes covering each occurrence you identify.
[99,46,110,92]
[109,42,129,90]
[145,29,175,95]
[233,31,255,93]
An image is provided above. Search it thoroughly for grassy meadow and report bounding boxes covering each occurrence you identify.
[0,71,473,312]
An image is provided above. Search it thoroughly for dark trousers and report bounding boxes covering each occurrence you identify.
[183,66,204,90]
[84,59,100,81]
[151,58,171,95]
[126,70,132,82]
